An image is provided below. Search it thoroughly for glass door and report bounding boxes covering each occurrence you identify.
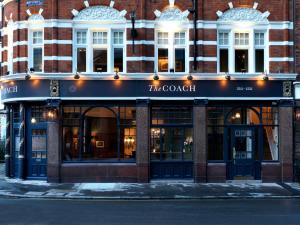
[230,127,255,178]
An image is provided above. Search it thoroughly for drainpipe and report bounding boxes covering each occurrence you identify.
[193,0,198,71]
[293,0,297,76]
[17,0,20,73]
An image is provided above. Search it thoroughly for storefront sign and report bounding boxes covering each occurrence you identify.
[149,84,196,92]
[1,79,292,102]
[2,85,18,95]
[26,0,44,6]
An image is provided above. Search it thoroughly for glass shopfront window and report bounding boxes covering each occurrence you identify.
[150,106,193,161]
[62,105,136,162]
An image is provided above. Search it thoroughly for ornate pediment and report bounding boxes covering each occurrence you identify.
[218,8,269,23]
[155,7,189,22]
[28,14,44,21]
[73,6,126,22]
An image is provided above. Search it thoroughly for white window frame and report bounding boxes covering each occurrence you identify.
[73,28,126,74]
[155,30,189,74]
[217,31,230,73]
[254,30,268,73]
[75,30,88,72]
[112,30,125,73]
[7,25,13,74]
[217,26,269,74]
[28,29,44,73]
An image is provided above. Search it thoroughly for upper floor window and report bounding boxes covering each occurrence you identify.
[30,31,43,72]
[218,30,267,74]
[74,30,124,73]
[156,31,187,73]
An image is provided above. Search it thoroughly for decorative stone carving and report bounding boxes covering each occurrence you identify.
[28,14,44,21]
[283,81,292,97]
[218,8,269,23]
[50,80,60,97]
[156,7,189,22]
[73,6,126,21]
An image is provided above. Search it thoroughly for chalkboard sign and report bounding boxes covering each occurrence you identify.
[26,0,44,6]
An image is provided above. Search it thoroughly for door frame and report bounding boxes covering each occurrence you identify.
[226,125,263,180]
[26,108,48,180]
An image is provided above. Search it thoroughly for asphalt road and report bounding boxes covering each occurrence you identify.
[0,198,300,225]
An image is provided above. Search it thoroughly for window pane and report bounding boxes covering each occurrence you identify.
[255,33,264,46]
[175,49,185,72]
[255,49,264,73]
[158,32,168,45]
[175,32,185,45]
[63,127,80,161]
[219,49,228,72]
[208,126,224,160]
[83,108,118,160]
[151,107,192,125]
[33,31,43,44]
[93,49,107,72]
[235,33,249,46]
[158,49,168,72]
[93,32,107,45]
[33,48,43,72]
[150,128,193,161]
[235,50,248,72]
[76,31,87,45]
[77,48,86,72]
[114,48,123,72]
[219,32,229,45]
[113,31,124,45]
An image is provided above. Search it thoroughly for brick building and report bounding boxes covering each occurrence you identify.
[0,0,296,182]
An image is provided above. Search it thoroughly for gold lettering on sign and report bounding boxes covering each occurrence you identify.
[148,84,196,92]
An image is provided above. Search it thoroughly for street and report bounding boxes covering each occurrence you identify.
[0,198,300,225]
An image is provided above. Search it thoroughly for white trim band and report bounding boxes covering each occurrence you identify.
[269,57,294,62]
[127,57,155,61]
[44,56,73,61]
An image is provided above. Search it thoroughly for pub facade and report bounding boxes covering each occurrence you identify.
[0,0,296,182]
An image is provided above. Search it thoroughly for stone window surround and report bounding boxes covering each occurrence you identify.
[217,25,269,75]
[73,27,126,74]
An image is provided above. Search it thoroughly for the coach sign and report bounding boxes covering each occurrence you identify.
[148,84,196,92]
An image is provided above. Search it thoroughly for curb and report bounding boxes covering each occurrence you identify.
[1,193,300,201]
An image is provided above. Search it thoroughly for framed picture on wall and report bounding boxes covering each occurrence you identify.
[96,141,105,148]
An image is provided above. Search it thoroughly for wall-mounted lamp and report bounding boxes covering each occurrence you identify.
[187,74,193,81]
[225,73,231,80]
[153,71,159,81]
[262,72,269,81]
[114,71,120,80]
[25,68,34,80]
[74,70,80,80]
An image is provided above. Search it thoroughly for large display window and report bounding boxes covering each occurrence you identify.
[62,105,136,162]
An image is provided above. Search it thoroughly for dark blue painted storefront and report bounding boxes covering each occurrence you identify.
[1,79,293,181]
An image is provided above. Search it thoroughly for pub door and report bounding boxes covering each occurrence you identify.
[26,127,47,179]
[227,126,260,180]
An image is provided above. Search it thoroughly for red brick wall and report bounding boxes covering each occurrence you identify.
[1,0,294,74]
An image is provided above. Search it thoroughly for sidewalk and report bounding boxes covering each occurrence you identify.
[0,164,300,200]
